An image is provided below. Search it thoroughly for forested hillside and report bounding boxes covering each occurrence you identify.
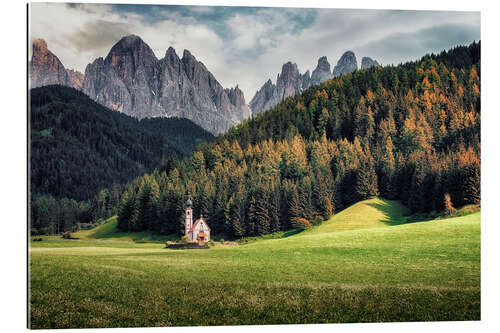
[30,85,214,234]
[116,41,480,239]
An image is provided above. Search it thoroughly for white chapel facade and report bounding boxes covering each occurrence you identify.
[185,198,211,242]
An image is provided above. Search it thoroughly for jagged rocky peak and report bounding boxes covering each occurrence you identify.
[29,38,70,88]
[279,61,300,81]
[165,46,179,60]
[250,61,309,117]
[33,38,48,53]
[301,70,311,89]
[311,56,333,85]
[181,49,213,84]
[225,85,246,108]
[161,46,183,76]
[182,49,200,77]
[105,35,158,75]
[333,51,358,77]
[361,56,380,69]
[106,34,157,63]
[108,34,154,56]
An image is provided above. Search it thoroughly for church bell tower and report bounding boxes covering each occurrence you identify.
[185,198,193,240]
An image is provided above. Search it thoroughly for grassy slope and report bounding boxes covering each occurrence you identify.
[72,216,175,243]
[29,200,480,328]
[304,197,409,234]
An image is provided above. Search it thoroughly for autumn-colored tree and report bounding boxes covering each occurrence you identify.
[291,218,311,231]
[443,193,456,216]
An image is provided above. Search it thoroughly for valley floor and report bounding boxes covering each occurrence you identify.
[29,200,480,328]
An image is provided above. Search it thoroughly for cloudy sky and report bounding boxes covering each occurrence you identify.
[29,2,480,100]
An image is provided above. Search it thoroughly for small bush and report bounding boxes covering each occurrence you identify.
[312,216,323,226]
[220,238,225,244]
[291,218,312,230]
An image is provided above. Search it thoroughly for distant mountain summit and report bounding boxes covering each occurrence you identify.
[30,36,250,134]
[361,56,380,69]
[250,51,378,116]
[249,62,310,117]
[332,51,358,77]
[310,56,333,86]
[29,39,81,89]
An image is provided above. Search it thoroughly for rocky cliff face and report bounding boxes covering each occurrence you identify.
[29,39,70,88]
[30,36,250,134]
[29,38,84,90]
[82,35,162,118]
[361,56,380,69]
[332,51,358,77]
[250,61,311,117]
[66,69,84,90]
[310,56,332,86]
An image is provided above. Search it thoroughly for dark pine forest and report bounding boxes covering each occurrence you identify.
[30,86,214,234]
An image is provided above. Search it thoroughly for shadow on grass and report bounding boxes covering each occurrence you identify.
[365,199,409,226]
[282,229,301,238]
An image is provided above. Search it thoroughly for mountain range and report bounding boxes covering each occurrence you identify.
[29,35,250,134]
[249,51,379,116]
[29,35,379,133]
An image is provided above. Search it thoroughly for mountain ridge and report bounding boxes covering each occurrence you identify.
[29,35,250,134]
[250,51,379,116]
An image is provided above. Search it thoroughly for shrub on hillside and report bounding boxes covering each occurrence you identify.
[292,218,311,230]
[312,216,324,226]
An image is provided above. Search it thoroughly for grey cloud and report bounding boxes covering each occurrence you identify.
[30,3,480,102]
[65,3,105,14]
[356,23,480,65]
[63,20,134,54]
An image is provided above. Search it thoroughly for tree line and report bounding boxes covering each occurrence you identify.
[116,41,481,239]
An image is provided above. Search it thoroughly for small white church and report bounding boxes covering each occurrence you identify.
[185,198,211,243]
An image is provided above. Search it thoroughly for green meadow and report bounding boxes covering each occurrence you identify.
[29,198,480,328]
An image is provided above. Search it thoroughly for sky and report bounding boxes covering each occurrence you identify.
[29,2,480,101]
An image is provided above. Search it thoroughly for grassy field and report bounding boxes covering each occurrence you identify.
[29,198,480,328]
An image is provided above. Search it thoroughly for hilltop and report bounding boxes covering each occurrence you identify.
[302,197,409,234]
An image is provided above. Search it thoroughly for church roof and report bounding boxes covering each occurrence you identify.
[189,217,211,232]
